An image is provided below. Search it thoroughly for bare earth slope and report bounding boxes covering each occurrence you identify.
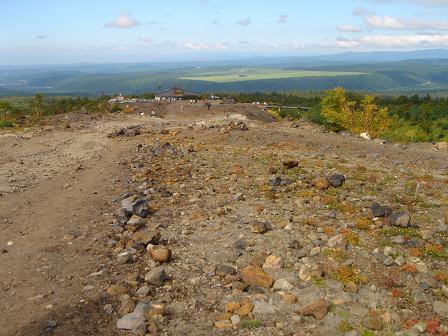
[0,105,447,336]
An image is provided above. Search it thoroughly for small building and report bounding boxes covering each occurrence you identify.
[154,87,200,101]
[108,93,125,104]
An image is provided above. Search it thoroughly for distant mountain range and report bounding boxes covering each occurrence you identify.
[1,49,447,96]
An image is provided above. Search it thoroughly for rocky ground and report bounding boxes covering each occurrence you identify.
[1,103,448,336]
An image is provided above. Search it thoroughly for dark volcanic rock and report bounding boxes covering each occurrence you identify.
[326,174,346,188]
[370,203,393,218]
[389,211,411,228]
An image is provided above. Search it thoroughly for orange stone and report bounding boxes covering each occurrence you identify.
[238,302,254,316]
[241,266,274,288]
[224,301,241,313]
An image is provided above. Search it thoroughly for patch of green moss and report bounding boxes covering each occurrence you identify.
[240,319,263,329]
[322,248,347,262]
[338,320,353,333]
[380,227,421,239]
[361,330,375,336]
[332,266,368,285]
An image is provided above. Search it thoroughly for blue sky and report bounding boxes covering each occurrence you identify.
[1,0,448,64]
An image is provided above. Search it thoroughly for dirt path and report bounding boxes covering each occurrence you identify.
[0,116,146,336]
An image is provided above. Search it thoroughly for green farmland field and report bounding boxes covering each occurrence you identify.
[180,67,367,83]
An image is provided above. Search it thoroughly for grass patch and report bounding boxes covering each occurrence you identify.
[180,67,367,83]
[332,266,368,285]
[361,330,375,336]
[240,319,264,329]
[342,229,360,246]
[338,320,354,333]
[424,244,447,259]
[322,248,348,262]
[0,119,15,128]
[380,227,422,239]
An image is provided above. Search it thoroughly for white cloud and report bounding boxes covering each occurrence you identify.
[184,42,211,50]
[337,24,363,32]
[184,42,229,50]
[335,37,361,48]
[364,15,448,30]
[106,13,140,29]
[332,33,448,48]
[236,17,252,26]
[277,15,289,24]
[215,43,228,49]
[353,7,375,16]
[360,33,448,46]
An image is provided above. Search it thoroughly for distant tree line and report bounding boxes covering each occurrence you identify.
[229,90,448,143]
[0,94,122,127]
[0,90,446,143]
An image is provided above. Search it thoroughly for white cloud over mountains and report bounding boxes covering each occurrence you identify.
[337,24,363,32]
[335,33,448,48]
[106,13,140,29]
[335,2,448,49]
[364,15,448,30]
[184,42,228,50]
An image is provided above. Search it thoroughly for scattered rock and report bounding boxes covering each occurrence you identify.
[432,301,448,319]
[116,250,132,264]
[253,301,277,315]
[106,284,128,296]
[314,177,330,190]
[116,313,146,332]
[435,142,448,151]
[145,267,170,286]
[370,203,392,218]
[297,298,329,320]
[136,285,150,297]
[118,295,135,316]
[126,215,146,231]
[225,301,241,313]
[269,176,290,187]
[263,255,283,269]
[389,212,411,227]
[122,197,150,218]
[283,160,299,169]
[362,315,384,330]
[360,132,372,141]
[216,264,236,276]
[108,126,142,138]
[273,279,294,291]
[282,293,298,304]
[215,320,233,329]
[241,266,274,288]
[231,314,241,326]
[250,221,271,234]
[132,230,161,245]
[238,302,254,316]
[327,234,346,248]
[149,246,172,263]
[299,263,323,282]
[326,174,346,188]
